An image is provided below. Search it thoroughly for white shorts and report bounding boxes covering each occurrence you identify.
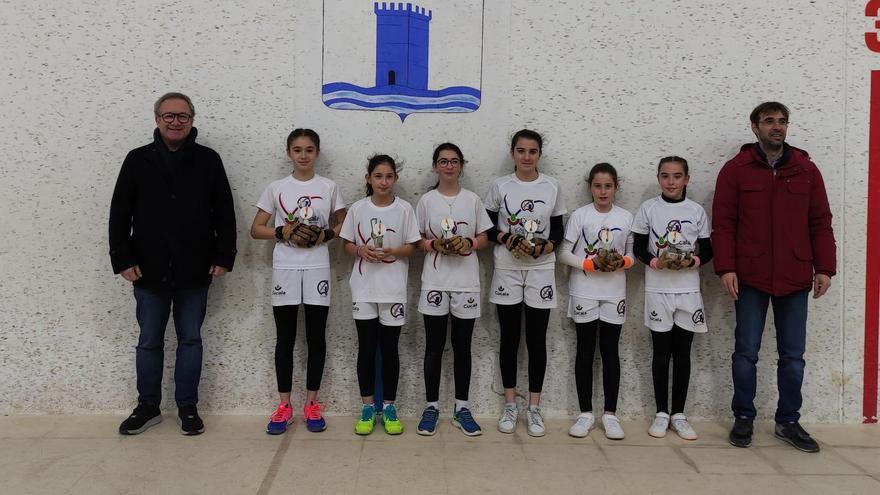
[271,268,332,306]
[644,292,707,333]
[352,301,407,326]
[489,269,557,309]
[567,296,626,324]
[418,290,481,319]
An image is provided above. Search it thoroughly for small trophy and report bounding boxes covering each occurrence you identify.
[663,231,687,262]
[371,218,386,255]
[598,228,614,251]
[523,219,538,246]
[299,206,316,226]
[440,217,455,239]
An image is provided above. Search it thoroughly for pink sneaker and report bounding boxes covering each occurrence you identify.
[266,402,293,435]
[303,401,327,432]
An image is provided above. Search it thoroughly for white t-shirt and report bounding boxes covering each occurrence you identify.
[483,173,567,270]
[631,196,710,293]
[255,174,346,269]
[416,188,493,292]
[340,196,422,303]
[564,203,634,300]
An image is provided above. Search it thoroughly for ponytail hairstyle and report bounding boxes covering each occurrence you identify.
[657,155,689,198]
[430,142,465,190]
[365,154,398,196]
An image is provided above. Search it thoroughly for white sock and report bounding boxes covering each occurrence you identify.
[579,412,593,418]
[455,400,469,412]
[506,402,517,408]
[426,401,439,410]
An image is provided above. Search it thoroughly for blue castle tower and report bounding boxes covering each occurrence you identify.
[321,2,481,121]
[374,2,432,89]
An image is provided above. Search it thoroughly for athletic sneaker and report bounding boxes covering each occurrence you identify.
[452,407,482,436]
[177,405,204,436]
[417,406,440,436]
[775,421,820,453]
[119,402,161,435]
[497,403,518,434]
[266,402,293,435]
[670,413,698,440]
[568,412,595,438]
[648,412,670,438]
[381,403,404,435]
[729,417,754,448]
[526,407,546,437]
[355,404,376,435]
[303,401,326,432]
[601,413,625,440]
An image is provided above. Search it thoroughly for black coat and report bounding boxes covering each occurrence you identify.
[109,128,237,290]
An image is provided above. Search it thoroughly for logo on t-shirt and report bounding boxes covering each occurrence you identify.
[649,310,662,322]
[692,309,705,325]
[540,285,554,301]
[654,219,693,251]
[494,285,509,296]
[273,285,286,296]
[352,302,360,312]
[502,194,546,232]
[390,303,405,319]
[426,290,443,306]
[617,300,626,316]
[317,280,329,296]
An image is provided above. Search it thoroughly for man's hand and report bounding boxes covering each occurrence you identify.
[209,265,228,277]
[121,265,142,283]
[721,272,738,300]
[813,273,831,299]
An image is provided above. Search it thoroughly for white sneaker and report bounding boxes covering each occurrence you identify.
[526,407,545,437]
[497,404,518,434]
[568,413,595,438]
[670,413,698,440]
[601,413,625,440]
[648,412,670,438]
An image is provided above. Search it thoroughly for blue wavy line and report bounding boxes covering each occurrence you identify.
[322,82,481,99]
[323,98,480,111]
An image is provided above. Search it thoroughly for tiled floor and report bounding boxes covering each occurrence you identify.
[1,415,878,494]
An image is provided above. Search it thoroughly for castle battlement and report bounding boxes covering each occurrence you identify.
[373,2,432,21]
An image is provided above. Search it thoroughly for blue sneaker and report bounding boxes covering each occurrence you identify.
[303,401,327,432]
[417,406,440,436]
[452,407,482,436]
[266,402,293,435]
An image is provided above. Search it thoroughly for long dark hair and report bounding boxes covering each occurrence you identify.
[365,154,397,196]
[510,129,543,171]
[430,142,464,190]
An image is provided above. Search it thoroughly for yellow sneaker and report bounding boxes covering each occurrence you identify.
[381,403,403,435]
[355,404,376,435]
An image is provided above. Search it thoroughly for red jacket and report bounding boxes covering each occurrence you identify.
[711,143,836,296]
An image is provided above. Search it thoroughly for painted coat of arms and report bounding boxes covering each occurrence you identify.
[322,1,483,121]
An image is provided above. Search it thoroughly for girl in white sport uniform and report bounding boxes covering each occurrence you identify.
[415,143,493,437]
[250,128,346,435]
[631,156,713,441]
[484,129,566,437]
[340,155,421,436]
[556,163,634,440]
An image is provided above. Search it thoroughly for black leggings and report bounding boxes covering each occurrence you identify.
[355,318,401,401]
[272,304,328,393]
[651,325,695,415]
[575,319,622,413]
[498,302,550,393]
[423,314,475,403]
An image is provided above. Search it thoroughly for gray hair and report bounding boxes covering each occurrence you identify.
[153,92,195,117]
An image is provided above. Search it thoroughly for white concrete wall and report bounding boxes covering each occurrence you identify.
[0,0,875,422]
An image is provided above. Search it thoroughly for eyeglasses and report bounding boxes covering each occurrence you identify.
[758,118,788,126]
[160,112,193,124]
[436,158,463,167]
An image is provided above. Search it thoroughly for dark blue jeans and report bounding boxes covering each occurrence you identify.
[134,285,209,407]
[731,283,809,423]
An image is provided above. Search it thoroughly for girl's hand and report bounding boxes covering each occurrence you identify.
[358,244,382,263]
[376,246,394,259]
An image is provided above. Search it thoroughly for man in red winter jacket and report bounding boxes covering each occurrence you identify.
[712,101,836,453]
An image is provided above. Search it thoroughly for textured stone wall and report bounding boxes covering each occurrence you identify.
[0,0,873,422]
